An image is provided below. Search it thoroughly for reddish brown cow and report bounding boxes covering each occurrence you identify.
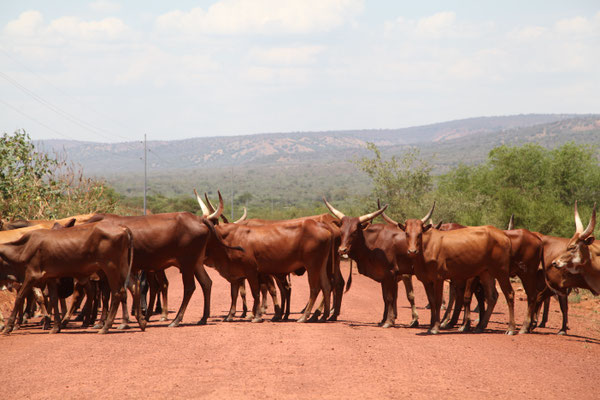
[0,221,142,334]
[548,203,599,299]
[395,203,514,334]
[87,201,243,327]
[203,214,335,323]
[0,214,95,231]
[323,199,420,328]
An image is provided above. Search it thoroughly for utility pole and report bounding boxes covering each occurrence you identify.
[230,166,234,220]
[143,134,147,215]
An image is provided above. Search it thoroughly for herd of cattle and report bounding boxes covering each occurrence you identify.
[0,190,597,336]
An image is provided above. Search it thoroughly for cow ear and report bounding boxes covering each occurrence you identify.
[398,223,406,231]
[423,223,433,232]
[584,236,595,246]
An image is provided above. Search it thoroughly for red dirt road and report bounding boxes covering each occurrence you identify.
[2,262,600,399]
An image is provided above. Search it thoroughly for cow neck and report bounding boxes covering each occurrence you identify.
[347,226,373,269]
[209,223,237,259]
[414,228,435,270]
[581,243,600,295]
[0,243,24,265]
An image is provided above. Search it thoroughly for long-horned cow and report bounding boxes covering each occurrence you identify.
[323,199,420,328]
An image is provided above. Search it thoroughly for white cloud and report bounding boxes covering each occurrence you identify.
[555,16,594,35]
[415,11,456,38]
[48,16,130,40]
[156,0,363,35]
[89,1,122,14]
[3,10,44,36]
[249,45,325,66]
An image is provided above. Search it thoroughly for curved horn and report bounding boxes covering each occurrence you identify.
[420,201,436,224]
[204,193,216,214]
[575,200,584,233]
[207,190,224,220]
[358,204,388,224]
[194,189,210,216]
[323,198,345,220]
[507,214,514,230]
[233,207,247,224]
[434,220,443,230]
[377,199,398,225]
[580,203,597,239]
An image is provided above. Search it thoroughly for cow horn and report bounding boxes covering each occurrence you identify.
[234,207,247,224]
[580,203,597,239]
[207,191,224,220]
[204,193,216,214]
[420,201,436,223]
[194,189,210,216]
[323,198,345,220]
[575,200,584,233]
[358,204,388,224]
[434,220,443,230]
[507,214,514,230]
[377,199,398,225]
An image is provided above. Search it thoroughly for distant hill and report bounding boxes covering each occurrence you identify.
[34,114,600,202]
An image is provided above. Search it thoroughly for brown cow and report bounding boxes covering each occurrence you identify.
[394,203,515,334]
[86,201,242,327]
[0,221,142,334]
[0,214,95,231]
[203,211,335,323]
[548,203,598,298]
[323,199,421,328]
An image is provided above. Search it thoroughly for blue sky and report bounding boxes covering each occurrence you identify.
[0,1,598,142]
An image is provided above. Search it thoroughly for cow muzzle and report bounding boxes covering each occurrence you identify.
[407,249,419,256]
[338,247,349,256]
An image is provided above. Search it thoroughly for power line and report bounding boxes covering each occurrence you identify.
[0,46,135,139]
[0,70,127,143]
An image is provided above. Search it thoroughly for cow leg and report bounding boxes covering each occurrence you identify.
[259,283,269,315]
[475,274,497,333]
[94,277,110,329]
[274,275,291,321]
[32,287,51,330]
[557,293,569,335]
[59,298,67,320]
[380,277,397,328]
[62,281,85,328]
[246,273,263,323]
[46,280,61,334]
[240,279,248,319]
[329,260,344,322]
[225,279,240,322]
[2,277,35,335]
[517,269,538,334]
[117,284,133,330]
[421,280,440,334]
[145,272,158,322]
[318,265,332,322]
[441,281,456,328]
[495,274,516,335]
[169,267,196,328]
[157,270,169,321]
[139,270,149,317]
[192,264,212,326]
[131,274,146,331]
[86,280,101,327]
[458,279,474,332]
[428,280,443,334]
[297,269,320,323]
[401,275,418,328]
[266,276,283,322]
[538,297,550,328]
[378,283,388,326]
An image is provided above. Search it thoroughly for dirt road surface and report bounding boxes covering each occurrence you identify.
[2,262,600,399]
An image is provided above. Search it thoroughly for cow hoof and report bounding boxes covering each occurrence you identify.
[297,316,307,323]
[381,322,393,329]
[473,327,484,333]
[93,323,104,329]
[139,322,147,332]
[160,317,168,322]
[408,320,419,328]
[251,317,263,323]
[50,327,60,334]
[557,330,567,336]
[505,330,516,336]
[81,323,90,329]
[168,321,180,328]
[98,329,108,334]
[240,311,247,318]
[117,323,130,330]
[271,316,282,322]
[518,328,529,335]
[328,315,338,322]
[224,316,234,322]
[196,319,207,326]
[427,328,439,335]
[13,324,21,332]
[538,322,546,328]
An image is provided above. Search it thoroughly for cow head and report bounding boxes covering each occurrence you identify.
[323,198,387,256]
[381,202,435,257]
[552,201,596,275]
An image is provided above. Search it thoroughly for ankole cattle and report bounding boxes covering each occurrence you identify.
[323,199,421,328]
[0,214,95,231]
[390,202,515,334]
[199,191,345,322]
[0,221,142,334]
[86,199,243,327]
[548,202,599,298]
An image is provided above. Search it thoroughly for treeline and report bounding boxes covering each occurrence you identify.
[0,131,126,220]
[359,142,600,238]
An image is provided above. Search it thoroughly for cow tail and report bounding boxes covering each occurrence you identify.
[202,218,244,252]
[123,226,134,290]
[345,259,353,293]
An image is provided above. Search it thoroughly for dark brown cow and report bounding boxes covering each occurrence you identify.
[548,203,599,300]
[394,203,514,334]
[323,199,421,328]
[87,202,243,327]
[203,213,335,323]
[0,221,142,334]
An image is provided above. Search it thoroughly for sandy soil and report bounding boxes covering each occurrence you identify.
[1,261,600,399]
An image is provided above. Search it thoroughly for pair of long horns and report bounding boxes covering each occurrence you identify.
[375,199,436,227]
[194,189,248,223]
[574,200,596,239]
[323,198,388,224]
